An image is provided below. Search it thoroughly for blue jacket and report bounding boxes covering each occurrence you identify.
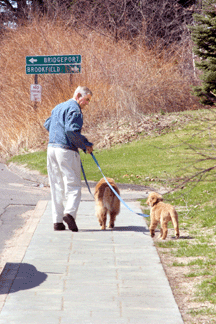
[44,99,93,153]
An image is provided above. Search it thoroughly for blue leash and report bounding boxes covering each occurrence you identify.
[81,161,94,198]
[90,153,149,218]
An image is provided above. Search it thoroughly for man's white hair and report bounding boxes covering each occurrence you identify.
[73,86,93,98]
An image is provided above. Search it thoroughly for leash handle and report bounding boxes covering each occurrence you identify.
[91,153,149,218]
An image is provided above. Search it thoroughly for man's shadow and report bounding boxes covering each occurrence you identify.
[0,263,47,295]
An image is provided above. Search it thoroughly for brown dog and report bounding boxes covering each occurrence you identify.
[146,191,179,240]
[94,178,120,230]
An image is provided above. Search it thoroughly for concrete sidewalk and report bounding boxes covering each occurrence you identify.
[0,189,184,324]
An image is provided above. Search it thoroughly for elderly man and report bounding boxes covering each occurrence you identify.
[44,86,93,232]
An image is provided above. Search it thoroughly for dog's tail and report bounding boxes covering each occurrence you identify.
[103,187,115,209]
[103,186,120,213]
[170,209,180,238]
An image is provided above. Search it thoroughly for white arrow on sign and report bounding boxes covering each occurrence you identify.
[29,58,38,64]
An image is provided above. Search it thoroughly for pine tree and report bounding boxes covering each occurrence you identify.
[190,0,216,105]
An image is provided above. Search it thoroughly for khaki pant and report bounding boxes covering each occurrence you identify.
[47,146,81,223]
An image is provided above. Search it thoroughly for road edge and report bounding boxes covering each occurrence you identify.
[0,200,48,312]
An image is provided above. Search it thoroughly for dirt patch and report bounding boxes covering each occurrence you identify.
[84,112,193,150]
[153,230,216,324]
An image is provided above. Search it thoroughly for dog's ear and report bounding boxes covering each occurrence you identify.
[156,194,163,202]
[147,192,163,206]
[151,195,158,205]
[146,195,157,206]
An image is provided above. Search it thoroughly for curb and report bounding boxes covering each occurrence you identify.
[0,200,48,312]
[7,163,49,187]
[7,162,161,192]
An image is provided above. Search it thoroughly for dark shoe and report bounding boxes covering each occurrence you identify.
[63,214,78,232]
[54,223,66,231]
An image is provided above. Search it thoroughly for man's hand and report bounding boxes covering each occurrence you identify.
[86,145,93,154]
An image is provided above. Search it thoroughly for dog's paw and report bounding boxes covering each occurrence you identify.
[108,223,114,229]
[101,225,106,230]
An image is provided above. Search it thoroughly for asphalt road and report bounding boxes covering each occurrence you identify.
[0,163,51,256]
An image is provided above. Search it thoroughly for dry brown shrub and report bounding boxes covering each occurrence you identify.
[0,15,202,158]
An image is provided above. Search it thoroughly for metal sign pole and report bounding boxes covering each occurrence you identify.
[35,74,38,84]
[69,73,73,86]
[34,74,38,110]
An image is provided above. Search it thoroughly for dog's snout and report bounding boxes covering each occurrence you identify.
[146,197,153,206]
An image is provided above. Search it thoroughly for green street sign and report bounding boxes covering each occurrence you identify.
[26,55,81,65]
[26,64,81,74]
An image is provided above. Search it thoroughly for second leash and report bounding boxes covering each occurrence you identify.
[90,153,149,218]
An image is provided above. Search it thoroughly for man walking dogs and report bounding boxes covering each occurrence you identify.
[44,86,93,232]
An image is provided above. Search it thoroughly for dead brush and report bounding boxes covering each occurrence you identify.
[0,16,202,158]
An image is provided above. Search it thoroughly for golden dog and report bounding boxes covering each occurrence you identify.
[146,191,179,240]
[94,178,120,230]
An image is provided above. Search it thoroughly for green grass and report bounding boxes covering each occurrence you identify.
[9,151,48,175]
[175,242,214,258]
[7,108,216,312]
[9,109,216,188]
[196,276,216,304]
[189,307,216,317]
[172,261,186,266]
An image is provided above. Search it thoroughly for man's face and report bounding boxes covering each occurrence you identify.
[77,93,92,109]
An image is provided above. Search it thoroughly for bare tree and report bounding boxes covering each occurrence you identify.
[69,0,194,46]
[0,0,196,48]
[163,110,216,193]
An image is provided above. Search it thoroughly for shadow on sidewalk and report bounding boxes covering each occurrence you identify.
[81,226,149,233]
[113,226,149,233]
[0,263,47,295]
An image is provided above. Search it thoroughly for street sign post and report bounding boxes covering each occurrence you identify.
[26,55,81,65]
[26,54,82,107]
[26,55,81,74]
[26,64,81,75]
